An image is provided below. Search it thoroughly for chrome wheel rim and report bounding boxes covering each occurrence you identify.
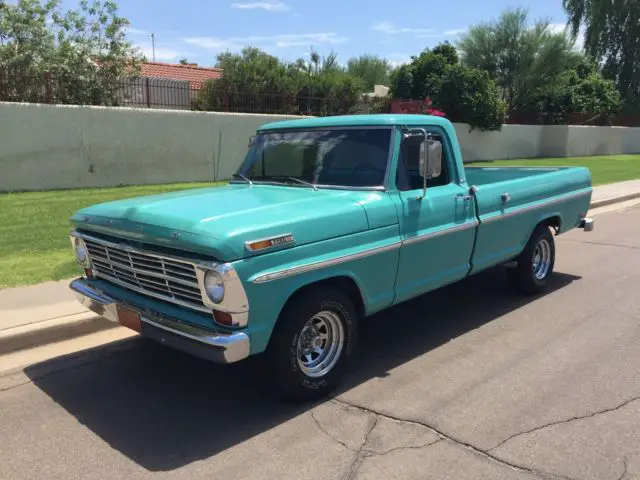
[532,238,551,280]
[296,311,345,378]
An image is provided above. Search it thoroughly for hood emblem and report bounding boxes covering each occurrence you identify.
[246,233,295,252]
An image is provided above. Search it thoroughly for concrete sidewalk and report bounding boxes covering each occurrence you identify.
[0,279,85,331]
[590,179,640,207]
[1,178,640,356]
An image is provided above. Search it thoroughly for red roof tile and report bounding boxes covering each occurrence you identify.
[140,62,223,88]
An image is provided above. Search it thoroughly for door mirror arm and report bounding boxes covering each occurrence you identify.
[402,128,443,201]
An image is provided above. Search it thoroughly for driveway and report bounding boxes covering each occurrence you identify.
[1,204,639,480]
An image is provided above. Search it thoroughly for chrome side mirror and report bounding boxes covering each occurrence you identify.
[404,128,443,200]
[419,137,442,180]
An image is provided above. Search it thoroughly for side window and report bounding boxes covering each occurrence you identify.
[396,133,449,191]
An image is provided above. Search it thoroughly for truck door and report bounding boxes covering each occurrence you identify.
[392,129,477,304]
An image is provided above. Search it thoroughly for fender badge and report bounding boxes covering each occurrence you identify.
[171,232,180,239]
[246,234,295,251]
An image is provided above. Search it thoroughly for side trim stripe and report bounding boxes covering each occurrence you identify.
[251,189,590,284]
[252,241,402,283]
[481,190,591,224]
[403,220,478,246]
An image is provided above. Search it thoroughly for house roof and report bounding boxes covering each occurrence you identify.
[140,62,223,88]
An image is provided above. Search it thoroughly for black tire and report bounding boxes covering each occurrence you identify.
[509,225,556,295]
[265,287,359,402]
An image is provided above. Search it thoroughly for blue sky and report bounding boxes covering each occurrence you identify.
[61,0,576,67]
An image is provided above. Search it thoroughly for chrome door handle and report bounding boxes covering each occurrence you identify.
[501,193,510,202]
[457,194,472,201]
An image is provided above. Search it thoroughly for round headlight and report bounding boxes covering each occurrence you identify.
[204,270,225,303]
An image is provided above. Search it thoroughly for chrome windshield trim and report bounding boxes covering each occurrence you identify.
[257,125,396,134]
[252,241,402,283]
[228,180,387,192]
[480,190,591,225]
[403,220,479,247]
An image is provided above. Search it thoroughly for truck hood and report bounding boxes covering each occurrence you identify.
[70,184,372,261]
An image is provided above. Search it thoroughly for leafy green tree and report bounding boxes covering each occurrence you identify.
[389,43,506,130]
[438,64,506,131]
[430,42,459,66]
[0,0,142,105]
[389,64,413,98]
[193,46,364,115]
[562,0,640,108]
[521,55,621,124]
[458,7,577,113]
[304,48,341,76]
[346,54,391,91]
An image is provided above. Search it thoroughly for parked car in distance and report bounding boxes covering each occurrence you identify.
[68,114,594,400]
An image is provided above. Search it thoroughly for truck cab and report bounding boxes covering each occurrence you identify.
[69,114,594,401]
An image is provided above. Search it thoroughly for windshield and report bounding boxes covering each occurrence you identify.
[234,128,392,188]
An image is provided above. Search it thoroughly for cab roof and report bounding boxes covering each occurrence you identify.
[258,114,454,131]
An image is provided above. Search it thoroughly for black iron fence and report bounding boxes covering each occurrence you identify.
[2,72,639,126]
[0,72,391,116]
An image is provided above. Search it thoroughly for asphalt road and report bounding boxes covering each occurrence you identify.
[1,204,639,480]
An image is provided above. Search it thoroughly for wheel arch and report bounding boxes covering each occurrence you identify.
[280,275,366,320]
[539,214,562,235]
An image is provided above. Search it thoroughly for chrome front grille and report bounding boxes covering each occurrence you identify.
[84,238,207,311]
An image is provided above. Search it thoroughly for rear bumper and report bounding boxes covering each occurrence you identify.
[70,278,250,364]
[578,217,594,232]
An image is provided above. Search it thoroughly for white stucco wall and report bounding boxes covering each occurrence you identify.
[1,102,639,192]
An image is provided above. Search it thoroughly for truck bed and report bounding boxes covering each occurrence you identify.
[464,166,573,186]
[463,164,592,275]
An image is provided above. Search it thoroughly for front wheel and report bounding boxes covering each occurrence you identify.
[266,287,358,401]
[508,225,556,294]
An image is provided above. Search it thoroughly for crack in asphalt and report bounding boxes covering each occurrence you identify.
[617,456,628,480]
[310,409,358,453]
[371,438,443,457]
[311,403,443,480]
[346,413,378,480]
[490,395,640,452]
[332,397,575,480]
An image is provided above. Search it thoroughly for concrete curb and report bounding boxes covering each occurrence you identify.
[2,188,639,357]
[590,191,640,209]
[0,311,120,356]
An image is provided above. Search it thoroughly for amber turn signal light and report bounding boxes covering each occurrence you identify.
[212,310,234,327]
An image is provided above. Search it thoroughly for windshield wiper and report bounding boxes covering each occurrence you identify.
[246,175,318,190]
[232,173,253,186]
[281,176,318,191]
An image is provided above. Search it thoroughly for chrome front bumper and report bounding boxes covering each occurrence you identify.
[70,278,250,364]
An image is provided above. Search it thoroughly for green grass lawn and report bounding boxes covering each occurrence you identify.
[469,154,640,186]
[0,182,221,289]
[1,153,639,289]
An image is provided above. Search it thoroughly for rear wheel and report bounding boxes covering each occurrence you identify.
[508,225,555,294]
[266,287,358,401]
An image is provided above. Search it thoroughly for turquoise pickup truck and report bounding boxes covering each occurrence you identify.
[69,114,594,400]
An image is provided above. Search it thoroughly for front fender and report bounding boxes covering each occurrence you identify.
[234,225,401,353]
